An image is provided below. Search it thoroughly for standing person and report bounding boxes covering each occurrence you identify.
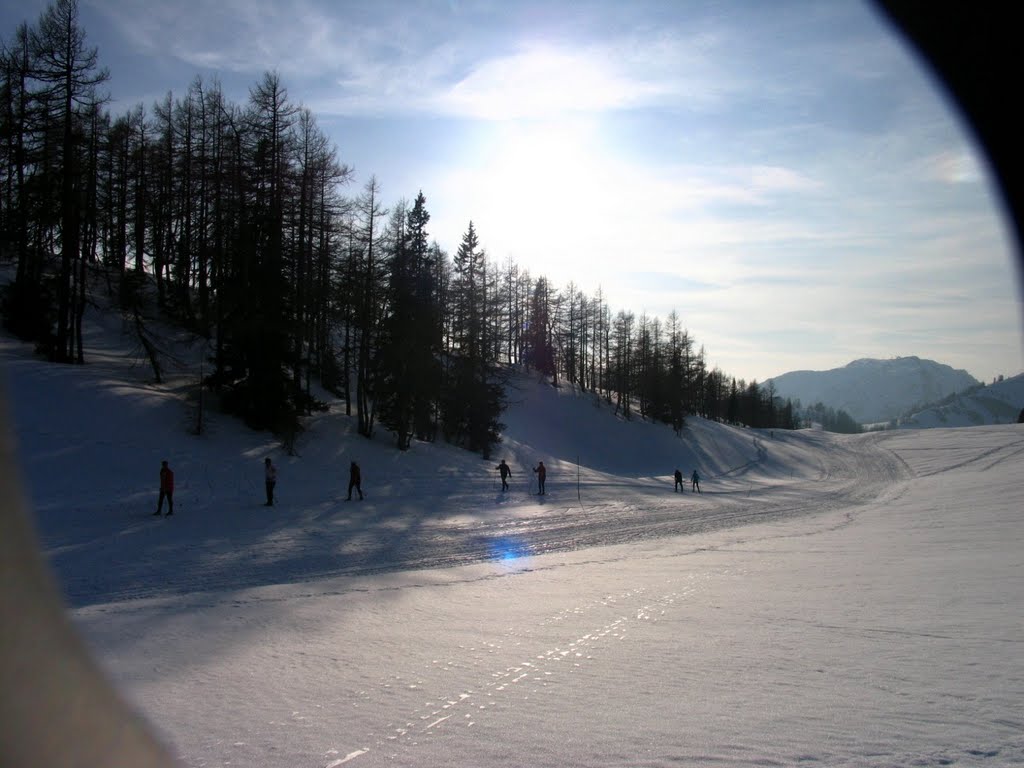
[496,459,512,491]
[347,461,363,500]
[154,460,174,516]
[264,457,277,506]
[533,461,546,495]
[674,468,684,492]
[691,469,701,494]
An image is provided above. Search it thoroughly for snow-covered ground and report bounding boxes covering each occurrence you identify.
[3,315,1023,767]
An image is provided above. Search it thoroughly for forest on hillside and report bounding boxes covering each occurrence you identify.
[0,0,806,458]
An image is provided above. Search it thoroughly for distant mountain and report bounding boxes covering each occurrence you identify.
[767,357,980,425]
[897,373,1024,428]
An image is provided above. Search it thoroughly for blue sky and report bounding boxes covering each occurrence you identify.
[3,0,1021,384]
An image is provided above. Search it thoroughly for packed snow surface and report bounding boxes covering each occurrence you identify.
[3,319,1022,767]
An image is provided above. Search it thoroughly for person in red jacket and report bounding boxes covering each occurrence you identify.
[155,460,174,516]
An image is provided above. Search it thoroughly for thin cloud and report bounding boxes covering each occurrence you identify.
[438,45,660,120]
[87,1,830,123]
[92,0,347,75]
[750,165,823,193]
[323,33,742,120]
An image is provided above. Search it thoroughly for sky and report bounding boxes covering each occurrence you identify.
[2,0,1022,384]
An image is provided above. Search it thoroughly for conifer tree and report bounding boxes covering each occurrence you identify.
[443,222,505,456]
[378,191,443,449]
[352,175,387,438]
[217,71,297,432]
[3,0,108,361]
[526,276,556,378]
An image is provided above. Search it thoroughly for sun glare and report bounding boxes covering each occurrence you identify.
[464,121,732,292]
[473,121,614,261]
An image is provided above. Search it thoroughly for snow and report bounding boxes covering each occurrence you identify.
[2,314,1023,767]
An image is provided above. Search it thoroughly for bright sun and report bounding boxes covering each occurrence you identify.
[474,120,616,261]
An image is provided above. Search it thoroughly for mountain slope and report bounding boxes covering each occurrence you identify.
[898,373,1024,428]
[767,356,980,424]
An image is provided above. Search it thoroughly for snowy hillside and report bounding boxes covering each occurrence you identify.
[897,372,1024,428]
[3,309,1024,768]
[1,312,832,604]
[767,356,980,424]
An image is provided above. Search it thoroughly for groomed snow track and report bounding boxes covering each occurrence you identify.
[52,432,912,607]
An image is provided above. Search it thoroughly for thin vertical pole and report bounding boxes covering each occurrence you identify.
[577,456,585,505]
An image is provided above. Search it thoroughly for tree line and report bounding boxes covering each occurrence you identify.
[0,0,802,459]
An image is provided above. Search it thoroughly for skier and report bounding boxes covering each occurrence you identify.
[347,461,363,500]
[533,461,546,495]
[154,460,174,516]
[264,457,277,506]
[691,469,701,494]
[674,468,684,492]
[496,459,512,491]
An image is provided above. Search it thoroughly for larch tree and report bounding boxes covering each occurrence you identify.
[26,0,108,361]
[352,175,387,438]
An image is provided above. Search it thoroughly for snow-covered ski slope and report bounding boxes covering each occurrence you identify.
[5,322,902,607]
[2,315,1023,767]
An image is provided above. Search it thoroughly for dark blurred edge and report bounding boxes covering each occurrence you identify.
[874,1,1024,300]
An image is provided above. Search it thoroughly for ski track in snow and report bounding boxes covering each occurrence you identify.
[326,583,706,764]
[117,423,1021,768]
[47,431,909,609]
